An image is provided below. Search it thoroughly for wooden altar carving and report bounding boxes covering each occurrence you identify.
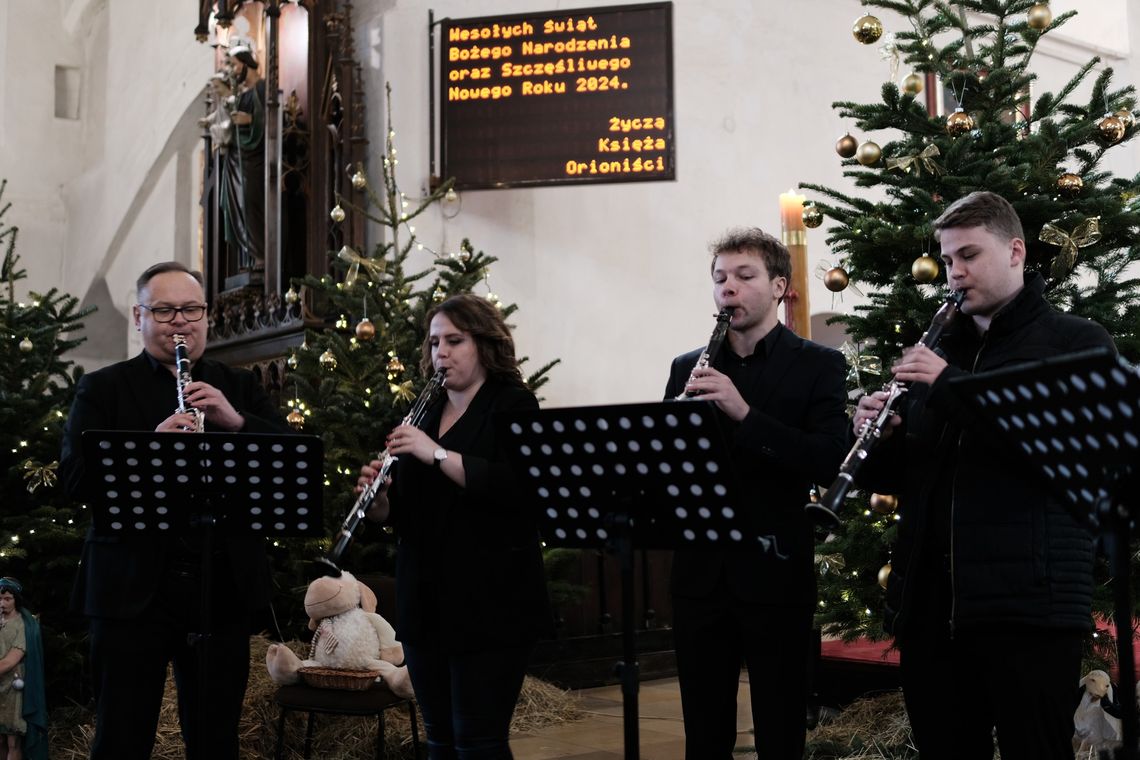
[195,0,367,367]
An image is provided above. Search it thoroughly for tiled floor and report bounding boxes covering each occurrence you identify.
[512,675,756,759]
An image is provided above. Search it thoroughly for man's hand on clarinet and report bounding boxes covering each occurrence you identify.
[891,345,948,386]
[853,391,901,441]
[684,367,750,421]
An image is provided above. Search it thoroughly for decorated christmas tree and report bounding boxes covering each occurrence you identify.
[270,88,559,593]
[800,1,1140,652]
[0,179,93,695]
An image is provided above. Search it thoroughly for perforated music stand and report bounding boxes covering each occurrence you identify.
[81,429,323,746]
[950,347,1140,760]
[501,401,787,760]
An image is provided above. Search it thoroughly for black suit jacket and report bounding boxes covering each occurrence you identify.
[60,352,289,619]
[664,324,847,606]
[389,377,553,653]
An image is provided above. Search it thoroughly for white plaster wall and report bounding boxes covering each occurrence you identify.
[0,1,85,297]
[0,2,7,149]
[0,0,210,365]
[364,0,883,408]
[362,0,1139,409]
[64,0,214,297]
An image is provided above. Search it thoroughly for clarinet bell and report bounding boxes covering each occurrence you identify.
[805,500,841,530]
[805,476,853,530]
[312,557,343,578]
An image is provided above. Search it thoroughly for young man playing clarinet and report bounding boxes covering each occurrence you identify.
[664,227,848,759]
[853,191,1116,760]
[60,262,290,760]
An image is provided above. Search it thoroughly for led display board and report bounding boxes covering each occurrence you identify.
[439,3,675,189]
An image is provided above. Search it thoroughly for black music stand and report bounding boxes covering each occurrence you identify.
[502,401,787,760]
[950,347,1140,760]
[82,430,323,745]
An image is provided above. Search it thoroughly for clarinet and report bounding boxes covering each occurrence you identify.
[675,307,733,400]
[318,368,447,574]
[805,290,966,529]
[172,334,205,432]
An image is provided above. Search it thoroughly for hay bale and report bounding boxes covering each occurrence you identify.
[50,634,582,759]
[805,690,917,760]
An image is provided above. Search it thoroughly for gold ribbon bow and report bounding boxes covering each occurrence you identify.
[839,341,883,389]
[886,144,942,176]
[337,246,390,289]
[390,380,416,403]
[1039,216,1101,279]
[22,459,57,493]
[816,552,847,577]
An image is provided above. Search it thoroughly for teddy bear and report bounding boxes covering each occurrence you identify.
[1073,669,1122,755]
[266,570,413,699]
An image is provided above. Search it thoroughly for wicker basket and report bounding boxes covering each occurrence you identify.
[298,666,382,691]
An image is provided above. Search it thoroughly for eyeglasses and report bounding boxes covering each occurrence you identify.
[139,304,208,323]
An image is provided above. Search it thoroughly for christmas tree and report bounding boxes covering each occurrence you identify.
[800,1,1140,651]
[0,179,93,696]
[270,88,559,596]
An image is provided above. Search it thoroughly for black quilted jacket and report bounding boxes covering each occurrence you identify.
[857,273,1115,638]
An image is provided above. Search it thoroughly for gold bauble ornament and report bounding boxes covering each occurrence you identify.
[330,204,346,223]
[1115,109,1134,130]
[1057,172,1084,198]
[284,286,299,305]
[1096,114,1126,145]
[351,170,367,190]
[318,349,338,371]
[870,493,899,515]
[946,108,975,137]
[802,204,823,229]
[852,14,884,45]
[824,266,850,292]
[902,72,924,96]
[286,409,306,430]
[911,254,940,284]
[1027,3,1052,30]
[878,562,892,590]
[386,355,405,375]
[856,140,882,166]
[835,133,859,159]
[286,352,298,370]
[432,287,447,303]
[18,336,33,353]
[355,317,376,341]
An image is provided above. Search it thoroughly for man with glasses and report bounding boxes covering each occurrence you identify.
[60,261,289,760]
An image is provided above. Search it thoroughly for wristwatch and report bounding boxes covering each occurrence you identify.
[433,447,448,468]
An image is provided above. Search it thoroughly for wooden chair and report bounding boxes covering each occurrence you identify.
[272,575,421,759]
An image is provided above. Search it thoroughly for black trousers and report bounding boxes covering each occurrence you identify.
[900,620,1082,760]
[402,641,532,760]
[87,563,251,760]
[673,588,814,760]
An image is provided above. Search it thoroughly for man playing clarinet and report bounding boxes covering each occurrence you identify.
[664,227,848,759]
[853,191,1116,760]
[60,261,289,760]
